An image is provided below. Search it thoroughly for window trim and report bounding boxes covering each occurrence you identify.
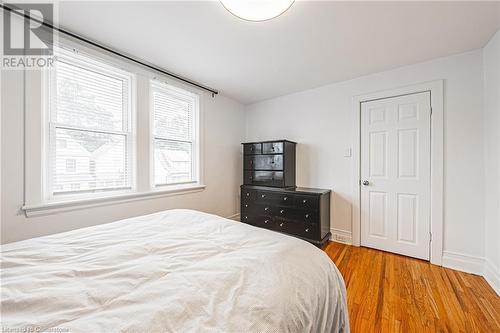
[149,80,201,190]
[43,47,137,202]
[21,184,206,217]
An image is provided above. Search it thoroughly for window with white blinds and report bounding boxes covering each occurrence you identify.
[151,81,199,186]
[47,50,134,197]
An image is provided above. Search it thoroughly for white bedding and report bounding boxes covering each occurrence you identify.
[1,209,349,333]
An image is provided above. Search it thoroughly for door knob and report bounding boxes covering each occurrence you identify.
[362,180,369,186]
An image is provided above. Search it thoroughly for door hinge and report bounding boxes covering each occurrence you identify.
[430,107,433,116]
[429,232,432,242]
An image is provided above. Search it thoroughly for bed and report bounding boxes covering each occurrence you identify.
[1,209,349,333]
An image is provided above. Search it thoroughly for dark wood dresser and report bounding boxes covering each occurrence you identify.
[240,140,331,247]
[243,140,296,188]
[241,185,331,246]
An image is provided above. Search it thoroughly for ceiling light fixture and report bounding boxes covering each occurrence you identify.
[220,0,294,22]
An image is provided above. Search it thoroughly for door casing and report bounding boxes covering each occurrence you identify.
[351,80,444,266]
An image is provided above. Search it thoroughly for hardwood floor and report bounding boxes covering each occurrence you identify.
[323,241,500,333]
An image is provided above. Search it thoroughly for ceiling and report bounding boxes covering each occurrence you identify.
[58,1,500,104]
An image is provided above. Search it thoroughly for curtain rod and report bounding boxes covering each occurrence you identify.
[0,4,219,96]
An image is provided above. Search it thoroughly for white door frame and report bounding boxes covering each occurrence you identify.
[351,80,444,265]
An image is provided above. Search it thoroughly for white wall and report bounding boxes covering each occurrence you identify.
[483,30,500,294]
[1,68,245,244]
[245,50,485,259]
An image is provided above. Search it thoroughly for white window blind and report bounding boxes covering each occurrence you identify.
[151,81,198,186]
[47,50,134,197]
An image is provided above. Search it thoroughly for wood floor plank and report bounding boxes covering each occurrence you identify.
[323,242,500,333]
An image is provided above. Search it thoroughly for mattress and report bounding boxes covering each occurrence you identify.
[1,209,349,333]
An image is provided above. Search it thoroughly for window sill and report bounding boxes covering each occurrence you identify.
[21,184,206,217]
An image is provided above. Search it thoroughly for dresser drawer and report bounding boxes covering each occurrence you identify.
[253,216,273,228]
[273,220,318,239]
[241,196,261,217]
[295,223,318,239]
[241,201,252,211]
[294,195,319,210]
[242,213,273,229]
[243,143,262,155]
[255,191,294,207]
[262,142,284,154]
[244,155,283,171]
[273,207,319,223]
[255,203,275,216]
[289,209,319,223]
[244,171,284,187]
[241,188,256,202]
[240,213,255,224]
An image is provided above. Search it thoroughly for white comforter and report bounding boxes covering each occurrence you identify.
[1,209,348,333]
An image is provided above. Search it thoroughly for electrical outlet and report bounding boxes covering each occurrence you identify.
[333,234,350,244]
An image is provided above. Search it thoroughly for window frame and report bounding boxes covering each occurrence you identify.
[43,47,136,201]
[149,80,201,189]
[22,38,205,217]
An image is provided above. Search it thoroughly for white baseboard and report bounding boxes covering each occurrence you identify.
[330,228,352,245]
[226,213,240,221]
[425,251,500,296]
[442,250,484,275]
[483,259,500,296]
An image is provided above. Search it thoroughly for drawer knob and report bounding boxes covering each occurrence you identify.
[283,197,288,201]
[279,222,284,227]
[244,216,248,220]
[305,228,310,233]
[303,199,308,204]
[246,193,250,197]
[245,204,248,208]
[305,214,309,218]
[280,209,284,214]
[264,207,269,211]
[261,194,266,198]
[264,219,269,224]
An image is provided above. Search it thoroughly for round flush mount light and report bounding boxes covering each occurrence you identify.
[220,0,295,22]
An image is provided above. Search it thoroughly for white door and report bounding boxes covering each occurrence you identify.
[360,92,431,260]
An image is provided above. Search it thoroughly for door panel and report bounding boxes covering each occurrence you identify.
[369,131,388,178]
[397,194,417,244]
[361,92,431,260]
[398,129,418,179]
[368,191,387,238]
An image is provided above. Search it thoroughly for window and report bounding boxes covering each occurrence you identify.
[65,159,76,173]
[46,49,134,198]
[151,81,199,187]
[23,43,205,215]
